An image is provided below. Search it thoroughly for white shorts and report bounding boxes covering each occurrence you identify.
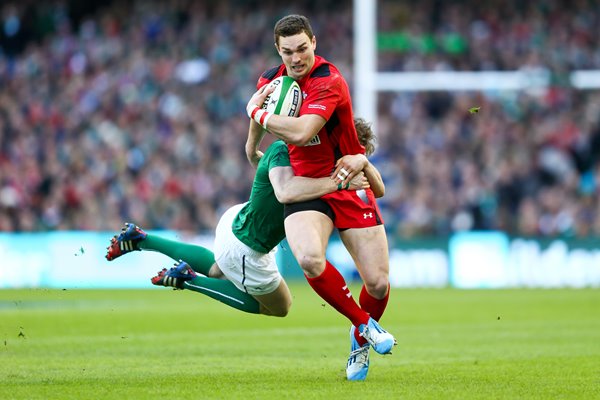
[213,203,282,296]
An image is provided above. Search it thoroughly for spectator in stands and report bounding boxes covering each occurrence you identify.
[1,0,600,238]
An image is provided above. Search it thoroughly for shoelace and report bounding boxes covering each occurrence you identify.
[360,324,393,346]
[359,326,375,346]
[348,346,369,365]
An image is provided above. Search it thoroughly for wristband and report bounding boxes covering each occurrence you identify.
[246,104,272,129]
[337,182,350,190]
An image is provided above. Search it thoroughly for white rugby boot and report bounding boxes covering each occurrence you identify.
[346,325,370,381]
[358,318,396,355]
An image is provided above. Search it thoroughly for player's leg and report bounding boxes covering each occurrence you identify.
[340,225,391,346]
[140,234,215,275]
[183,276,261,314]
[105,222,215,275]
[193,260,293,317]
[340,225,390,300]
[327,191,390,304]
[284,210,332,277]
[252,278,292,317]
[284,209,371,328]
[286,210,394,356]
[337,224,395,380]
[151,261,263,314]
[359,282,390,321]
[216,248,293,317]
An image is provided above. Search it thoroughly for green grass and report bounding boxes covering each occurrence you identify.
[1,286,599,399]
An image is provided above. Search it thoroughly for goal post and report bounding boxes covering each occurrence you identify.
[353,0,600,131]
[353,0,377,131]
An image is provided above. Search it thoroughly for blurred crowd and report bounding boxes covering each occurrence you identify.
[1,0,600,238]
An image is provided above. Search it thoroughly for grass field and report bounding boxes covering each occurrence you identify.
[1,285,599,399]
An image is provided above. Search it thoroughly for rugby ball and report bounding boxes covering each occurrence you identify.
[262,76,302,117]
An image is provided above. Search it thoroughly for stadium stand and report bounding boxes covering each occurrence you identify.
[1,0,599,237]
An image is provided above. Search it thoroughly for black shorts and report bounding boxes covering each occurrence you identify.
[283,198,335,222]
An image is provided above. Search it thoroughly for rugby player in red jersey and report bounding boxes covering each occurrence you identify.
[246,15,395,381]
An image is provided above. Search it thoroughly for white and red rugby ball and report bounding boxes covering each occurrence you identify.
[262,76,302,117]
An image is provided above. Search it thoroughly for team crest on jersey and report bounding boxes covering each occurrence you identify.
[303,135,321,146]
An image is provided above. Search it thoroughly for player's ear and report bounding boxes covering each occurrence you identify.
[311,35,316,50]
[274,42,281,56]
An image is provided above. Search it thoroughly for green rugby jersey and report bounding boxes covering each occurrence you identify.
[232,140,290,253]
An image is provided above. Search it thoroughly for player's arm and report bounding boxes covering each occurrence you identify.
[363,161,385,198]
[269,166,369,204]
[246,84,326,146]
[246,120,267,168]
[332,154,385,198]
[265,113,326,146]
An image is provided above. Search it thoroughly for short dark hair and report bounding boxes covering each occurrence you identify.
[354,118,376,156]
[274,15,314,46]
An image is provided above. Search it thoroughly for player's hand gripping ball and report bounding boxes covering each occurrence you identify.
[247,76,302,129]
[262,76,302,117]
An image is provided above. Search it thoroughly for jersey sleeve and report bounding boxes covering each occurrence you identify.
[257,75,270,89]
[300,74,342,121]
[257,65,284,89]
[266,142,291,170]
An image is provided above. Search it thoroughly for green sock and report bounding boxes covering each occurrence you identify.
[183,276,260,314]
[140,234,215,275]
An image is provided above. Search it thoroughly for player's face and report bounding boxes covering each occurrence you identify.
[276,33,316,81]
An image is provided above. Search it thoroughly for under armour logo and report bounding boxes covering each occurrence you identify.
[363,213,373,219]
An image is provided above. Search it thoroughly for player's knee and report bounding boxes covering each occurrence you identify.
[208,263,224,279]
[272,307,289,317]
[271,300,292,317]
[365,277,389,299]
[296,255,325,277]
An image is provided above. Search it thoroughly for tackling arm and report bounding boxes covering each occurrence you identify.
[362,161,385,198]
[269,166,369,204]
[333,154,385,198]
[246,120,267,168]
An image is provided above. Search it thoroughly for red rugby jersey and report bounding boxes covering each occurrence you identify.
[256,56,365,178]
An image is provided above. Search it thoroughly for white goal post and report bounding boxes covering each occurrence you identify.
[353,0,600,129]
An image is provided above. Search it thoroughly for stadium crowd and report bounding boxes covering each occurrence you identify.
[1,0,600,238]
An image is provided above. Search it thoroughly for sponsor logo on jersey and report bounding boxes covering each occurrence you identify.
[302,91,308,99]
[363,212,373,219]
[308,104,327,111]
